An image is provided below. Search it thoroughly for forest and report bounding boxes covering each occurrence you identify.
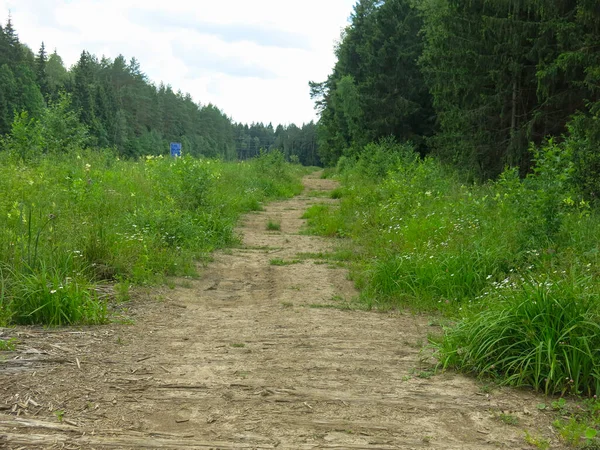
[0,16,319,164]
[312,0,600,194]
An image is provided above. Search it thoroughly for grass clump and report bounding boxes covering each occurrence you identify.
[437,276,600,396]
[266,220,281,231]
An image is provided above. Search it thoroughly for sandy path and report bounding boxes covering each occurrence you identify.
[0,172,563,449]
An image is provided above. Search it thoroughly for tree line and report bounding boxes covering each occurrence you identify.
[234,122,319,165]
[0,16,319,163]
[312,0,600,193]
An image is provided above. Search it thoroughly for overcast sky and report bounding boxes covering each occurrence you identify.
[0,0,356,125]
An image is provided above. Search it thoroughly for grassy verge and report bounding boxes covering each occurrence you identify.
[0,149,307,326]
[304,138,600,411]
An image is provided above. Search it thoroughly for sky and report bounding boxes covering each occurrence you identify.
[0,0,356,125]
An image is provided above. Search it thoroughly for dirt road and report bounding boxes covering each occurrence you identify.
[1,172,562,449]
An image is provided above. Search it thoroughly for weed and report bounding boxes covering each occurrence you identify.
[0,338,17,351]
[552,398,568,412]
[524,430,550,449]
[437,277,600,396]
[266,220,281,231]
[114,280,131,302]
[553,417,598,446]
[479,383,496,394]
[269,259,301,266]
[306,190,330,198]
[230,343,246,348]
[308,303,339,309]
[330,188,344,199]
[179,280,193,289]
[301,204,347,237]
[416,370,434,379]
[498,413,519,426]
[281,302,294,308]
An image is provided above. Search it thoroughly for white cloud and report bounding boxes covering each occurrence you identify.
[0,0,355,124]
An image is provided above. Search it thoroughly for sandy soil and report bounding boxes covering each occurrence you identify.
[0,172,564,449]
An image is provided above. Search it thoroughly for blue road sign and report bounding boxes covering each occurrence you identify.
[170,142,182,157]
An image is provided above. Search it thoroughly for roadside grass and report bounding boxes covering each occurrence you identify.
[304,138,600,411]
[0,149,307,326]
[301,204,346,237]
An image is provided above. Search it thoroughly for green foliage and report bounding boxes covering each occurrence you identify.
[312,0,600,191]
[438,276,600,396]
[549,399,600,447]
[234,122,320,166]
[0,338,17,351]
[567,112,600,203]
[0,147,306,326]
[8,267,107,326]
[266,220,281,231]
[302,204,346,238]
[524,431,550,450]
[2,95,89,160]
[305,139,600,397]
[312,0,434,166]
[554,417,598,447]
[269,259,300,266]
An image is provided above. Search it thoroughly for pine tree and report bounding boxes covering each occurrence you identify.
[36,42,50,99]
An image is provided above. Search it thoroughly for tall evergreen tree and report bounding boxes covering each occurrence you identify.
[35,42,50,99]
[312,0,433,165]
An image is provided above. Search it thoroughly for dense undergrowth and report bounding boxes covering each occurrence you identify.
[305,138,600,402]
[0,149,306,326]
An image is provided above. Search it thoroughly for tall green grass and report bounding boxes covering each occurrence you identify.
[0,149,306,326]
[438,275,600,396]
[306,138,600,396]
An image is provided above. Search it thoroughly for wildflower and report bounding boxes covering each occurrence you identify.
[85,163,91,172]
[50,289,57,294]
